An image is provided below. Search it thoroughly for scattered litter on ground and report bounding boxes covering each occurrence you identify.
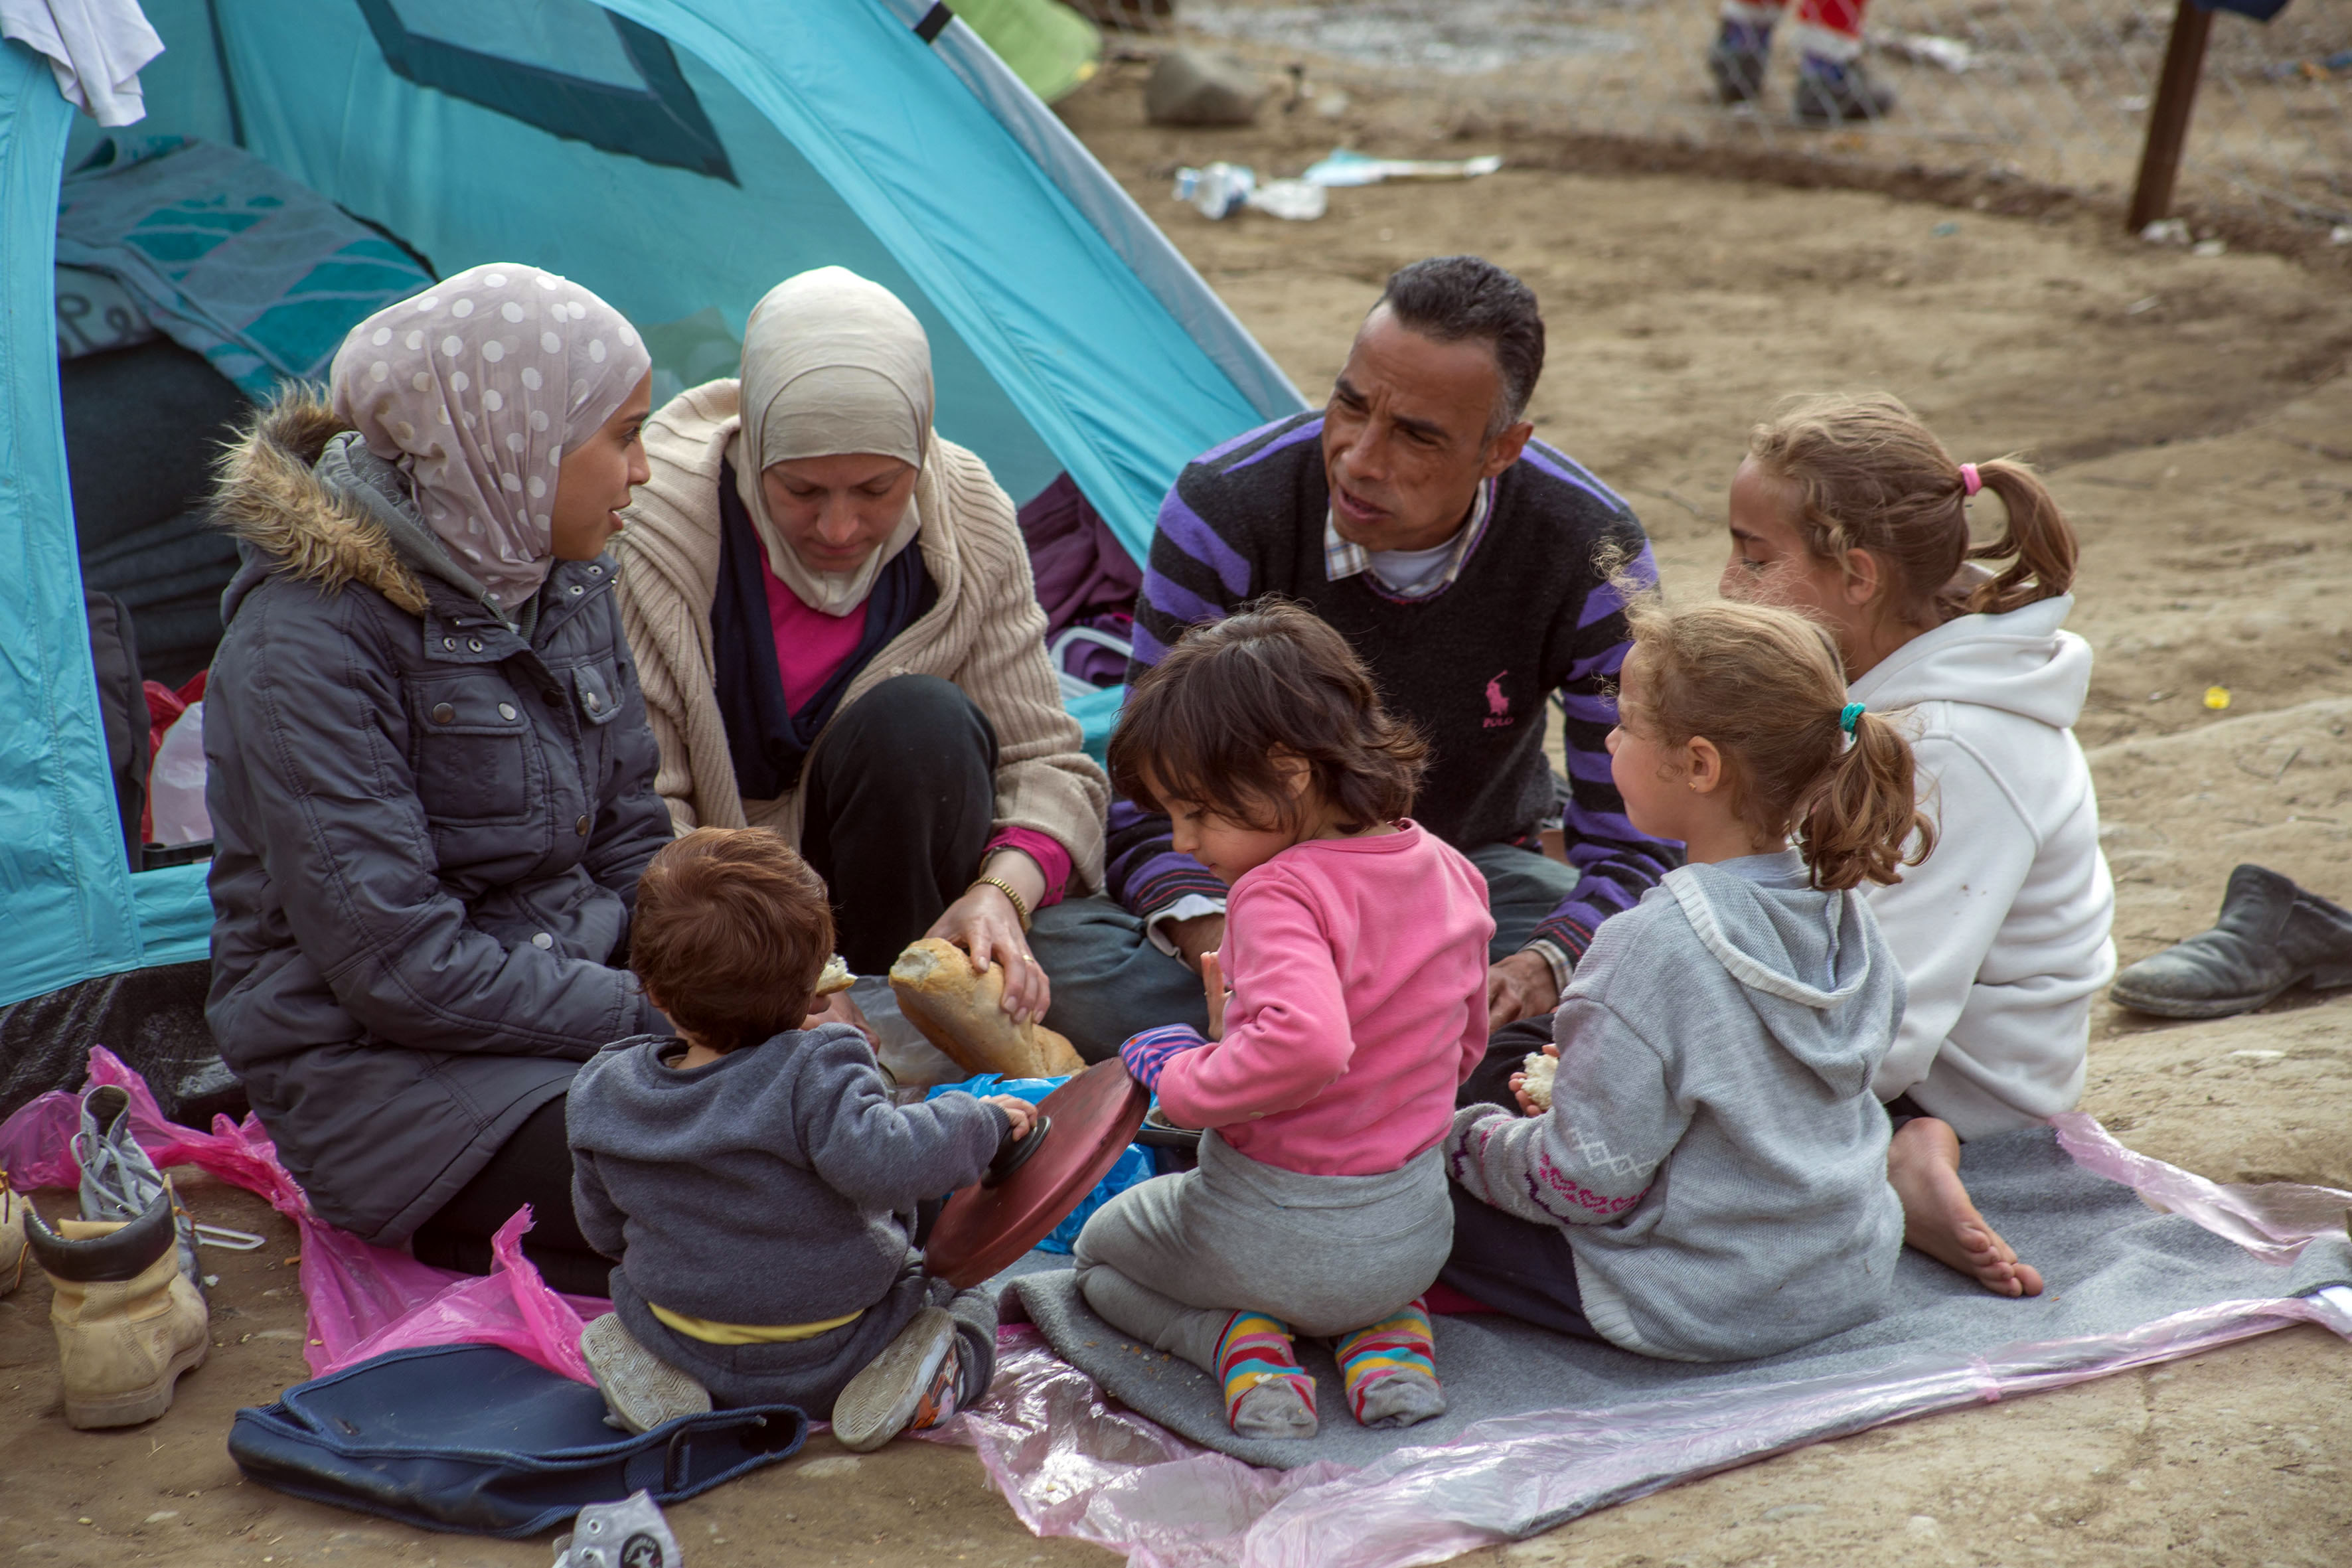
[2192,238,2229,258]
[1172,163,1329,219]
[2206,686,2234,711]
[1300,147,1504,186]
[2142,218,2192,246]
[1878,33,1975,73]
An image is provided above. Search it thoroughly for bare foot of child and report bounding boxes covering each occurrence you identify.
[1887,1117,2045,1298]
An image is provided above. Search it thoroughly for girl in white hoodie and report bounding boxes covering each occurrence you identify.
[1720,393,2116,1298]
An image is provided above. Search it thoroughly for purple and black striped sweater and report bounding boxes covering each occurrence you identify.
[1105,411,1682,966]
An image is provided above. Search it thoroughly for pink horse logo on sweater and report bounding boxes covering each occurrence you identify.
[1484,672,1513,729]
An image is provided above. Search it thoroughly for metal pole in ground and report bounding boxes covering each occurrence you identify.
[2127,0,2217,233]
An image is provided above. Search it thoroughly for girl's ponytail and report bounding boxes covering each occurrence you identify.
[1749,396,2080,628]
[1798,710,1936,892]
[1964,459,2078,616]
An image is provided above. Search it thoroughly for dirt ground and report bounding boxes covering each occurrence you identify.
[7,62,2352,1568]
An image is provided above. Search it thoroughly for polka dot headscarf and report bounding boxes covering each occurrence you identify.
[329,264,651,611]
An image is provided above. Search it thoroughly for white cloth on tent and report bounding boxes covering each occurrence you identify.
[0,0,163,126]
[330,264,651,612]
[729,266,931,617]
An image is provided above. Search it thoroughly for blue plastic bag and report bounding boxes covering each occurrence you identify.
[924,1073,1154,1253]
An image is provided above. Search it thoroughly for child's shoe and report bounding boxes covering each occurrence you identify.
[75,1085,202,1292]
[26,1192,210,1429]
[1336,1297,1446,1429]
[1216,1310,1318,1440]
[580,1313,711,1434]
[1706,20,1774,104]
[1,1171,27,1296]
[1794,56,1895,123]
[832,1305,963,1451]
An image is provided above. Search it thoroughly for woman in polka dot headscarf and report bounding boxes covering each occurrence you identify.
[201,264,676,1293]
[331,264,652,614]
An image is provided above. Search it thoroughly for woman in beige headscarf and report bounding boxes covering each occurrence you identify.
[616,268,1105,1027]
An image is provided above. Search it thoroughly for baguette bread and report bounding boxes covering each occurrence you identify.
[888,938,1087,1079]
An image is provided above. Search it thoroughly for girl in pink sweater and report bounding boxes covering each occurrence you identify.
[1072,601,1494,1441]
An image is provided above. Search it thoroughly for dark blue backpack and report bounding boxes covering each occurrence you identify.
[228,1343,805,1537]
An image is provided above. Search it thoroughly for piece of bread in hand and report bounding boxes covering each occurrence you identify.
[1519,1051,1557,1113]
[815,955,854,996]
[888,938,1086,1079]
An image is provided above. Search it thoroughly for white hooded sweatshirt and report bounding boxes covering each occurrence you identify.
[1852,594,2116,1138]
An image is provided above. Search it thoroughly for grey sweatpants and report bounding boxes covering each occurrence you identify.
[618,1259,996,1417]
[1071,1132,1452,1375]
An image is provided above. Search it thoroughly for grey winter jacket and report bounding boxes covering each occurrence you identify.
[203,393,670,1245]
[1447,851,1905,1362]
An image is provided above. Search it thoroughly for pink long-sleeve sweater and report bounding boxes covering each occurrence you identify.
[1154,821,1495,1176]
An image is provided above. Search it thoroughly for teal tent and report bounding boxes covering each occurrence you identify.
[0,0,1302,1010]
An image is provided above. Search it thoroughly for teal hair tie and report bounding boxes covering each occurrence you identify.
[1839,702,1865,735]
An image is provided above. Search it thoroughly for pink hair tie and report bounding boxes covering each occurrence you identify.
[1959,462,1982,497]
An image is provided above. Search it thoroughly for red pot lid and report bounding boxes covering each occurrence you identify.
[923,1058,1150,1288]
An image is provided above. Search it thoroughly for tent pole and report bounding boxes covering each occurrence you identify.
[2126,0,2213,234]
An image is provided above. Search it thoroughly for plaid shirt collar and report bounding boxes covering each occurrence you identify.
[1322,477,1495,599]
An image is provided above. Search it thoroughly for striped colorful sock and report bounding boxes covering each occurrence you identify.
[1334,1298,1447,1429]
[1214,1311,1316,1437]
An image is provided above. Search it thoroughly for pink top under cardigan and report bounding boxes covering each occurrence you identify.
[1154,821,1495,1176]
[760,549,1070,903]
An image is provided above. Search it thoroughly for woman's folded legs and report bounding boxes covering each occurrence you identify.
[799,673,998,975]
[409,1095,611,1296]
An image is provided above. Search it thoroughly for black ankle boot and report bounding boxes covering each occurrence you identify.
[2109,864,2352,1019]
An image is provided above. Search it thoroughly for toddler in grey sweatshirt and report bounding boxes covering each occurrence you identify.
[567,826,1035,1447]
[1447,595,1932,1362]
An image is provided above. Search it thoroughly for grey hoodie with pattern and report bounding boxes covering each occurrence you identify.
[1447,851,1905,1362]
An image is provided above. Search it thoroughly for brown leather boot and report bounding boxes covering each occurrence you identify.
[0,1172,25,1296]
[26,1190,210,1429]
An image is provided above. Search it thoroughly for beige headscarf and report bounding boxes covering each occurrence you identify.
[729,267,932,617]
[331,264,650,611]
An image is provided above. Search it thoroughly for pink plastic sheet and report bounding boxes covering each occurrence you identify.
[0,1048,601,1382]
[2049,1111,2352,1261]
[915,1126,2352,1568]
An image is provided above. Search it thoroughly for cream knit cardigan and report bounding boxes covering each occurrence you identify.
[612,380,1107,892]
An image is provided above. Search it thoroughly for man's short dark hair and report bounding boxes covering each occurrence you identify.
[1376,256,1544,436]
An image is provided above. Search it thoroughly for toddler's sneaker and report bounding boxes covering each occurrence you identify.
[75,1085,202,1293]
[580,1313,712,1433]
[832,1306,963,1452]
[1794,56,1896,123]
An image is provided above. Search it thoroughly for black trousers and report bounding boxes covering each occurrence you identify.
[1458,1014,1555,1111]
[1439,1185,1603,1341]
[799,674,1000,976]
[410,1096,611,1296]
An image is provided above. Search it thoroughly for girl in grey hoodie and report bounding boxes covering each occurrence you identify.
[1445,597,1930,1361]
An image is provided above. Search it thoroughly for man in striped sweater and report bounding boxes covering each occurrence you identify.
[1032,256,1682,1055]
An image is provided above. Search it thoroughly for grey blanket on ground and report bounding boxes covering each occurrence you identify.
[1002,1128,2352,1472]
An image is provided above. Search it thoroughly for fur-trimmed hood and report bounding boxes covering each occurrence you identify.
[212,388,429,619]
